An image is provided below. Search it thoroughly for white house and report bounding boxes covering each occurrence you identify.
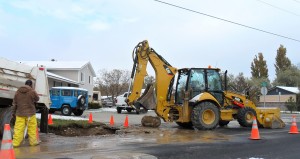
[20,60,96,98]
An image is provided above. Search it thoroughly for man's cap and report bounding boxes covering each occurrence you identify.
[25,80,33,86]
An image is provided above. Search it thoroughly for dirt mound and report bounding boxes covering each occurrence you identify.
[48,123,119,137]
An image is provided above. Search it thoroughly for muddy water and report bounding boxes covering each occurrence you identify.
[13,122,236,159]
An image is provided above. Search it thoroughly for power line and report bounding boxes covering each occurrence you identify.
[256,0,300,17]
[294,0,300,3]
[153,0,300,43]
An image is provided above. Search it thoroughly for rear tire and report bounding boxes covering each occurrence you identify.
[61,105,72,116]
[0,107,15,138]
[191,102,220,130]
[237,107,256,127]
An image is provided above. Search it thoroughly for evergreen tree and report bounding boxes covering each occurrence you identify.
[251,53,269,79]
[274,45,291,76]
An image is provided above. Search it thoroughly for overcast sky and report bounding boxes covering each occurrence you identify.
[0,0,299,81]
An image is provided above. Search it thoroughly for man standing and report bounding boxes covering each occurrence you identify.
[12,80,40,147]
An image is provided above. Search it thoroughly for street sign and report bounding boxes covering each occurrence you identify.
[261,81,267,87]
[261,87,268,95]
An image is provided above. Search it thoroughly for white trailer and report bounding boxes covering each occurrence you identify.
[0,57,51,136]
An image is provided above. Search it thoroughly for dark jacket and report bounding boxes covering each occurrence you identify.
[12,85,39,117]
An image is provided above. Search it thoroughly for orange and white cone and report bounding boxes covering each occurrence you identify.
[88,113,93,124]
[110,115,115,126]
[289,115,299,134]
[124,115,129,128]
[0,124,15,159]
[249,116,261,140]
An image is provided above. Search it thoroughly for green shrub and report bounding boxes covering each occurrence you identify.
[88,102,101,109]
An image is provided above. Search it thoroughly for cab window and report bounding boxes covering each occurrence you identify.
[51,89,60,96]
[61,90,72,96]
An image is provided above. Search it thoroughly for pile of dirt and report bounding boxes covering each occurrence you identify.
[48,123,120,137]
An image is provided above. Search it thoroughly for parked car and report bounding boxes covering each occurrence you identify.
[101,96,115,107]
[49,87,88,116]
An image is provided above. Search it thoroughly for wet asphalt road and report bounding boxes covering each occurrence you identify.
[9,111,300,159]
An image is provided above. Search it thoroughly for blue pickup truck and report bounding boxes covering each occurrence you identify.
[49,87,88,116]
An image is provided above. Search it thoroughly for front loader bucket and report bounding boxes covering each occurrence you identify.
[256,107,285,129]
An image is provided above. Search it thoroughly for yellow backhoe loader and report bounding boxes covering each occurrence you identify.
[126,40,285,130]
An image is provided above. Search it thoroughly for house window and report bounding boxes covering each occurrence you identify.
[53,81,56,87]
[81,72,85,82]
[89,76,91,84]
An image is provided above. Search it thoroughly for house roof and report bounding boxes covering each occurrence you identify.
[47,72,80,85]
[19,60,96,77]
[276,86,300,94]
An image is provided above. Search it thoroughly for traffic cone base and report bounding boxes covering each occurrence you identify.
[88,113,93,124]
[124,115,129,128]
[289,115,299,134]
[249,117,261,140]
[1,124,15,159]
[110,115,115,126]
[48,114,53,125]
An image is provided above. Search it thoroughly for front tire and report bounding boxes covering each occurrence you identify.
[61,105,72,116]
[237,107,256,127]
[191,102,220,130]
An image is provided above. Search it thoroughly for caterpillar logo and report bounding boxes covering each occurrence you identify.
[163,65,173,76]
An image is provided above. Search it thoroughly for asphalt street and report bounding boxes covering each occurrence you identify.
[7,110,300,159]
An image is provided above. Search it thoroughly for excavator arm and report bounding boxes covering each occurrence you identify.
[126,40,177,121]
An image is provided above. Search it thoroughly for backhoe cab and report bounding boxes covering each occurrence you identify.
[126,40,285,130]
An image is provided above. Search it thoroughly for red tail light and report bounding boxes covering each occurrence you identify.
[39,67,44,71]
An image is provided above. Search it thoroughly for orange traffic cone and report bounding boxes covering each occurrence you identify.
[124,115,129,128]
[88,113,93,124]
[110,115,115,126]
[249,116,261,140]
[289,115,299,134]
[0,124,15,159]
[48,114,53,125]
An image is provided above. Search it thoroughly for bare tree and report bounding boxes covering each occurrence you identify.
[95,69,131,105]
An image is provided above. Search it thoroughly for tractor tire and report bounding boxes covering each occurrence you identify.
[237,107,256,127]
[191,102,220,130]
[61,105,72,116]
[219,120,230,127]
[176,122,193,129]
[0,107,15,138]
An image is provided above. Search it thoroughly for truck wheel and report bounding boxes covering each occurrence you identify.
[176,122,193,129]
[219,120,230,127]
[0,107,15,137]
[73,110,84,116]
[126,109,132,113]
[191,102,220,130]
[117,107,122,114]
[237,107,256,127]
[61,105,72,116]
